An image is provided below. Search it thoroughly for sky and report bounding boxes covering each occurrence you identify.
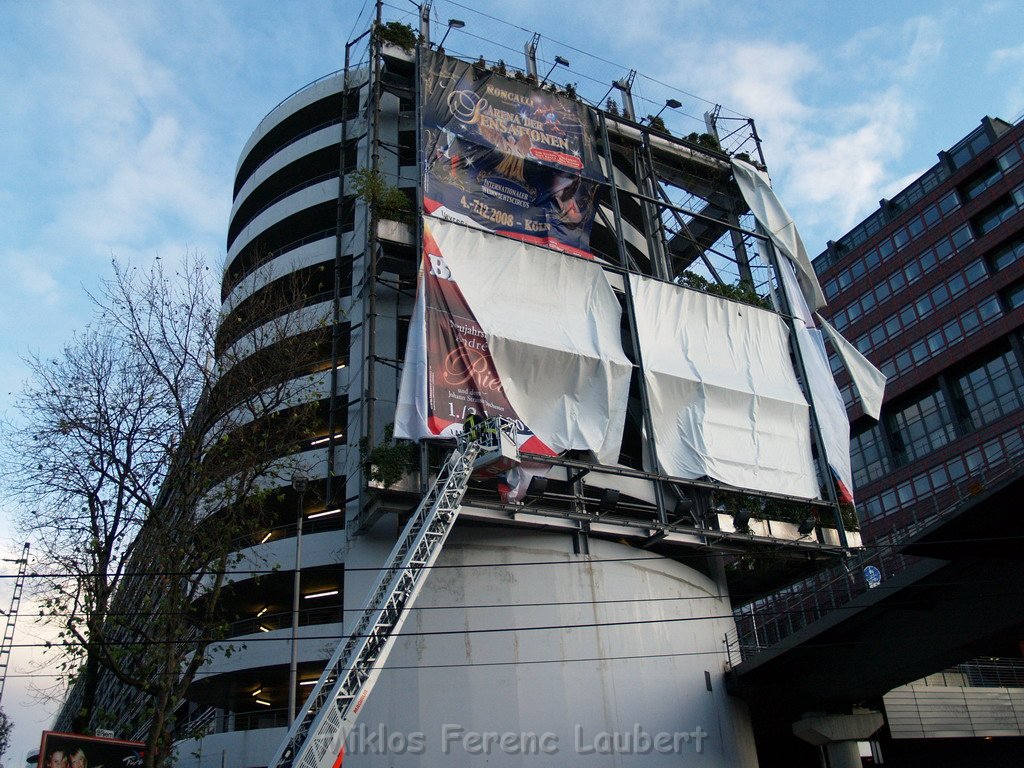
[1,0,1022,761]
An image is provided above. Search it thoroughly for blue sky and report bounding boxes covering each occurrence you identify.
[1,0,1023,758]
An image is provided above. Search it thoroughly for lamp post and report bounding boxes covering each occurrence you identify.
[651,98,682,122]
[436,18,464,50]
[540,55,570,86]
[288,470,309,726]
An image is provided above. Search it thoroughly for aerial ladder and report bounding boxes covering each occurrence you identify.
[268,417,519,768]
[0,542,30,705]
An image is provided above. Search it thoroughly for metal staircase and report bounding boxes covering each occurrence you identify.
[269,418,516,768]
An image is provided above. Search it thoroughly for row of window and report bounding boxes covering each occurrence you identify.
[859,423,1024,522]
[875,296,1003,381]
[851,259,988,357]
[828,225,976,333]
[822,191,963,302]
[960,143,1022,201]
[973,183,1024,237]
[850,346,1024,489]
[819,170,952,265]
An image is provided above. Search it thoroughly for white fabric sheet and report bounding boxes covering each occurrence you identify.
[395,271,430,440]
[630,274,819,498]
[819,316,887,421]
[431,219,632,464]
[732,158,827,311]
[777,258,854,500]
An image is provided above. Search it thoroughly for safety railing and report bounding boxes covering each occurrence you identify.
[725,440,1024,666]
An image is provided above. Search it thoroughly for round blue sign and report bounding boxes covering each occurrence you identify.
[863,565,882,589]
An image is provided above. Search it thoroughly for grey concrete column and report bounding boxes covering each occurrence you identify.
[792,710,883,768]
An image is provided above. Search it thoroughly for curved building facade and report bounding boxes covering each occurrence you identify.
[175,43,768,766]
[54,17,866,768]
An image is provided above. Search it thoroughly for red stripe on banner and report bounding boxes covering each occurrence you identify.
[423,197,442,214]
[833,472,854,504]
[332,746,345,768]
[494,230,594,260]
[427,415,455,435]
[520,435,556,456]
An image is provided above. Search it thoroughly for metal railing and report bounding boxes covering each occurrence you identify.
[725,441,1024,666]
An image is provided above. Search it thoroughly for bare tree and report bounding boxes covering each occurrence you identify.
[2,253,329,767]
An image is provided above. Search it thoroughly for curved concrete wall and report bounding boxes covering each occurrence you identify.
[339,527,758,767]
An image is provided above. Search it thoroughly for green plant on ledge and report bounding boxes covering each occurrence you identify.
[351,167,412,224]
[674,272,772,310]
[375,21,418,52]
[360,423,417,489]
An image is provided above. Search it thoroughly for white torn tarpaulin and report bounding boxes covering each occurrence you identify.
[819,316,887,421]
[630,274,819,499]
[731,158,826,311]
[395,217,631,466]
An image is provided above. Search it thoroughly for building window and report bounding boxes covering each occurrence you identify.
[955,348,1024,430]
[991,235,1024,272]
[961,162,1003,201]
[888,390,956,466]
[998,144,1023,172]
[850,424,890,489]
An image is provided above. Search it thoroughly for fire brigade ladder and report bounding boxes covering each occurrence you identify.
[0,542,30,705]
[269,438,483,768]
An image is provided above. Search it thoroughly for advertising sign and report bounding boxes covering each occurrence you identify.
[414,220,552,456]
[422,50,604,257]
[40,732,144,768]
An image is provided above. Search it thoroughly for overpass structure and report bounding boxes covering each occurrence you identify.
[725,450,1024,728]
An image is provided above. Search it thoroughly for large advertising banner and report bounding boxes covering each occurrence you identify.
[422,50,605,258]
[396,219,555,462]
[40,732,144,768]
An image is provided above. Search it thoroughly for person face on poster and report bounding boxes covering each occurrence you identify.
[47,750,67,768]
[549,173,584,226]
[70,749,87,768]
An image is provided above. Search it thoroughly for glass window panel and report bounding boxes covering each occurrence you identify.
[948,273,967,297]
[962,310,981,334]
[952,224,974,249]
[905,260,922,283]
[997,145,1022,172]
[935,239,954,261]
[965,260,988,283]
[979,296,1002,320]
[888,389,955,465]
[939,190,960,215]
[923,204,940,226]
[930,283,951,307]
[919,248,937,272]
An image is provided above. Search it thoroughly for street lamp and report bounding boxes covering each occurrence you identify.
[652,98,682,121]
[540,55,570,86]
[437,18,464,50]
[288,470,309,726]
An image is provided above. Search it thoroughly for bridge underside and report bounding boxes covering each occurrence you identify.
[728,471,1024,727]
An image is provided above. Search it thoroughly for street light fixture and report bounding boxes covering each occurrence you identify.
[540,55,570,85]
[652,98,683,121]
[288,470,309,726]
[437,18,465,50]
